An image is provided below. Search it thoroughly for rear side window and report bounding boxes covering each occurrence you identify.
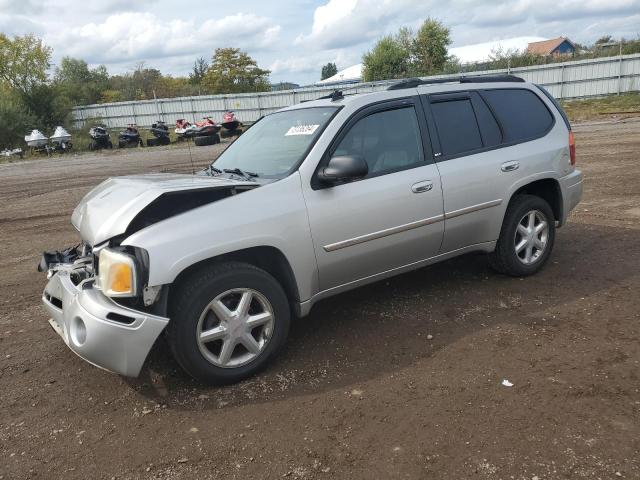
[481,89,554,142]
[430,98,482,156]
[536,84,571,130]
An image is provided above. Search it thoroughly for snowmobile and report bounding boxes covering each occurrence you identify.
[118,124,143,148]
[193,117,221,146]
[1,148,23,159]
[49,126,73,153]
[175,119,196,140]
[147,121,170,146]
[221,111,241,132]
[24,129,50,155]
[24,129,48,148]
[88,125,113,150]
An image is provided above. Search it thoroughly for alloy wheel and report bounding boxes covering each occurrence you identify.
[514,210,549,265]
[196,288,275,368]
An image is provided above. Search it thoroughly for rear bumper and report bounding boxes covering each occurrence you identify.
[558,169,583,226]
[42,269,168,377]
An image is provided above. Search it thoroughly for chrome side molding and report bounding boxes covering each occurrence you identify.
[323,199,503,252]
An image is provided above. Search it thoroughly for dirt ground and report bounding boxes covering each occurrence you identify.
[1,120,639,480]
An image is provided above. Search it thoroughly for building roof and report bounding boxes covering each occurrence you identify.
[448,37,547,64]
[527,37,575,55]
[316,63,363,85]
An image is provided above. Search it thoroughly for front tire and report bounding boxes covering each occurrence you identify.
[168,262,291,384]
[489,194,555,276]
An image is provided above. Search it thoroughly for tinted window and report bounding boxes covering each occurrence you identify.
[472,95,502,147]
[333,106,424,176]
[482,89,554,142]
[431,98,482,156]
[535,84,571,129]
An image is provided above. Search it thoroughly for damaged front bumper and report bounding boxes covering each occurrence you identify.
[41,256,168,377]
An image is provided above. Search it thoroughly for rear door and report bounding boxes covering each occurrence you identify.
[302,98,444,291]
[420,87,555,252]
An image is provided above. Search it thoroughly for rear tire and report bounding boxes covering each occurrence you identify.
[168,262,291,385]
[489,194,555,276]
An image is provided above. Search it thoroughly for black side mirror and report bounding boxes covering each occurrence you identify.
[318,155,368,184]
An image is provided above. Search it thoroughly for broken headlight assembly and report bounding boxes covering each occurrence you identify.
[97,247,143,298]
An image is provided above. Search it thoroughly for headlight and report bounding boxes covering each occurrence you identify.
[98,248,138,297]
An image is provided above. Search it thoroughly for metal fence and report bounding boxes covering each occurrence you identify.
[72,53,640,128]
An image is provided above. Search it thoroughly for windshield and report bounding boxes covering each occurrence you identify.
[212,107,338,178]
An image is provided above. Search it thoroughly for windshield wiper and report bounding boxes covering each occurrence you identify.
[204,165,223,176]
[223,168,259,180]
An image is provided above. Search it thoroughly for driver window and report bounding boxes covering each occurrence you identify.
[333,106,424,177]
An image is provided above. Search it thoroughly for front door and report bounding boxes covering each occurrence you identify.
[302,99,444,291]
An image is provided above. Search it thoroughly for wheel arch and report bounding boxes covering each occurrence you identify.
[507,177,563,223]
[168,246,301,316]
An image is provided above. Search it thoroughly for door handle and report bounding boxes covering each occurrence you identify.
[501,161,520,172]
[411,181,433,193]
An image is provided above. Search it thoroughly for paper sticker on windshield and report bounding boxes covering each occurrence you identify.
[285,124,320,136]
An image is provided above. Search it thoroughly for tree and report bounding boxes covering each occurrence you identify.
[202,48,271,94]
[362,19,452,81]
[362,36,411,81]
[100,89,124,104]
[54,57,109,106]
[0,86,35,149]
[190,57,208,85]
[321,62,338,80]
[0,34,71,135]
[411,18,451,75]
[595,35,613,45]
[0,33,51,97]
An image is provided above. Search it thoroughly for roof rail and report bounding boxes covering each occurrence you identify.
[386,74,525,90]
[317,90,345,101]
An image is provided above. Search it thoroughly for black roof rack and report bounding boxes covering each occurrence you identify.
[317,90,345,101]
[387,74,525,91]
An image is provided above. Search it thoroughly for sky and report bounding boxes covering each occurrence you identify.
[1,0,639,85]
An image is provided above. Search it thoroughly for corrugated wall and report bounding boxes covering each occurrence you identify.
[72,53,640,128]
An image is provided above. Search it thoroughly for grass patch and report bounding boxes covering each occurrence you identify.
[561,92,640,122]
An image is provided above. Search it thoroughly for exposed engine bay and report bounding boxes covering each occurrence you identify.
[125,186,249,236]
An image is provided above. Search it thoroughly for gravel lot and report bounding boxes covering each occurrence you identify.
[1,120,639,480]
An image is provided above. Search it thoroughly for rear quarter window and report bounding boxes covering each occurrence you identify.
[481,89,554,143]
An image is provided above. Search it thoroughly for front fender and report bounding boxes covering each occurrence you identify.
[122,173,319,303]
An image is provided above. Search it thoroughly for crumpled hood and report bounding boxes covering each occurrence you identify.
[72,173,257,246]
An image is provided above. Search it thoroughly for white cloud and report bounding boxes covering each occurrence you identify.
[270,49,360,75]
[3,0,640,84]
[295,0,427,49]
[49,12,281,65]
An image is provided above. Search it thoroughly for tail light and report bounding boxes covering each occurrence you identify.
[569,130,576,166]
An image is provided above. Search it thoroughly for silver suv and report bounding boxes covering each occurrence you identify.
[40,75,583,384]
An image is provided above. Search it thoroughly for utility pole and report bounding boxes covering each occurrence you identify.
[618,39,623,95]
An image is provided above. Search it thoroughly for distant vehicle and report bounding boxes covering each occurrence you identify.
[39,75,583,385]
[88,125,113,150]
[50,126,73,153]
[175,119,195,140]
[193,117,221,146]
[24,129,48,148]
[118,124,143,148]
[1,147,23,159]
[221,111,241,131]
[147,121,170,147]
